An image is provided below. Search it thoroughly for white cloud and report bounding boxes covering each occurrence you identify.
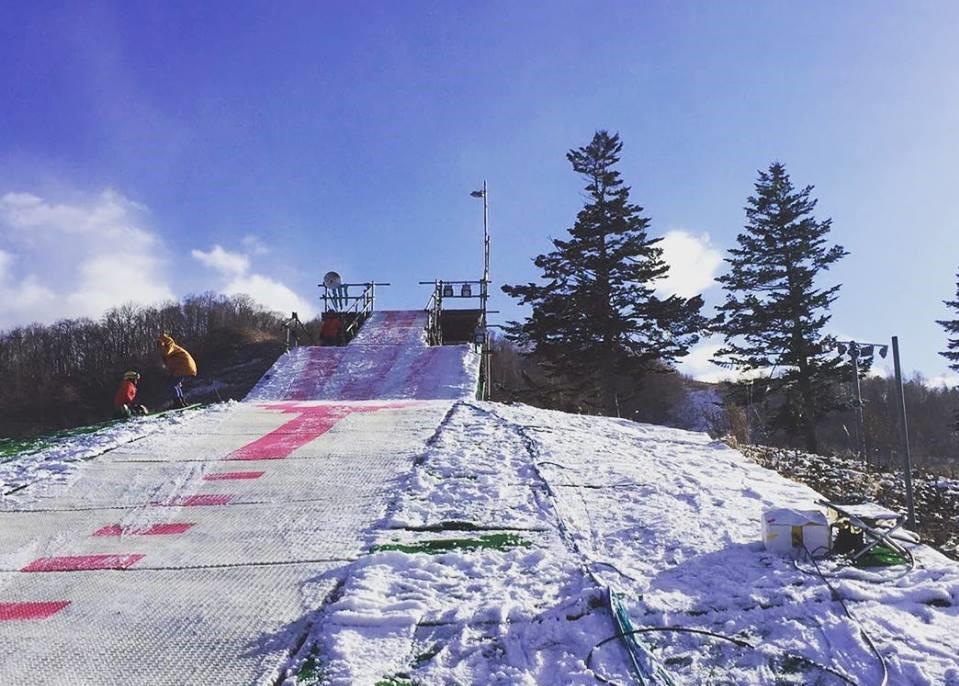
[928,371,959,389]
[1,190,153,246]
[0,190,173,330]
[67,253,174,316]
[223,274,315,317]
[241,234,270,255]
[191,245,250,277]
[677,337,780,384]
[676,339,733,383]
[192,243,315,318]
[0,250,56,323]
[866,359,894,379]
[0,248,58,323]
[657,230,723,299]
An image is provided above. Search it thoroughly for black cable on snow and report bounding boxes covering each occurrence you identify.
[469,403,883,686]
[793,545,916,585]
[461,402,669,685]
[585,627,858,686]
[802,544,890,686]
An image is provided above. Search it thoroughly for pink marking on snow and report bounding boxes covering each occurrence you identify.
[0,601,71,620]
[289,348,344,400]
[141,523,195,535]
[394,310,419,327]
[22,554,144,572]
[408,347,441,399]
[225,406,353,460]
[153,494,234,507]
[225,403,410,460]
[93,523,194,536]
[338,345,401,400]
[203,471,265,481]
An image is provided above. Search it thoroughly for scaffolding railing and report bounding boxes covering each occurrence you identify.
[419,279,491,399]
[424,285,443,346]
[281,311,311,351]
[318,281,389,342]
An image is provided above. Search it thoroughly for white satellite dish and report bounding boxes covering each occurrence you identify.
[323,271,342,289]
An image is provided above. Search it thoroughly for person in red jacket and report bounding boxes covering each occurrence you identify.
[113,371,148,418]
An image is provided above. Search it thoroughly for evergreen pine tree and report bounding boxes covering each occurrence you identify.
[713,162,848,453]
[936,268,959,429]
[937,269,959,373]
[502,131,705,416]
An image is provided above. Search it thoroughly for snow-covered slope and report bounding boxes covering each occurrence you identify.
[3,310,957,685]
[300,402,959,686]
[246,310,480,402]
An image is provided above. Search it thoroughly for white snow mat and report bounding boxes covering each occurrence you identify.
[0,401,453,685]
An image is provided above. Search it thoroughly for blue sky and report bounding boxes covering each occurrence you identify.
[1,2,957,384]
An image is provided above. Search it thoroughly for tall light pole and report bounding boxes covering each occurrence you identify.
[471,181,490,399]
[849,341,866,461]
[837,336,915,528]
[837,339,887,463]
[470,180,490,316]
[891,336,916,529]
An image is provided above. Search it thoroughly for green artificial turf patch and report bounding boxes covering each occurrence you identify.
[295,651,325,685]
[0,437,47,460]
[372,532,531,555]
[375,677,415,686]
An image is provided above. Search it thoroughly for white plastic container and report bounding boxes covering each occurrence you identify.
[762,508,830,556]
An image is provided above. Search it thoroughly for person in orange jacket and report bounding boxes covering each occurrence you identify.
[113,371,148,418]
[156,333,197,408]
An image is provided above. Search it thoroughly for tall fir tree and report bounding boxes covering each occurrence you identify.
[936,269,959,429]
[502,131,704,416]
[937,269,959,373]
[713,162,848,453]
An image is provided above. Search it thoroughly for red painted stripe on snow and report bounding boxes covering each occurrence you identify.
[93,523,194,536]
[203,471,264,481]
[22,554,144,572]
[289,348,344,400]
[224,406,351,460]
[225,403,410,460]
[338,345,402,400]
[153,494,234,507]
[0,601,71,620]
[409,347,440,399]
[392,310,418,327]
[141,522,195,535]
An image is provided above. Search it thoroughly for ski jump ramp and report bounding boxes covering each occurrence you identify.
[0,311,480,685]
[247,310,479,402]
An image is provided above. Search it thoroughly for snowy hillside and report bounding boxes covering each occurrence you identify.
[3,400,959,684]
[3,310,957,685]
[285,402,959,685]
